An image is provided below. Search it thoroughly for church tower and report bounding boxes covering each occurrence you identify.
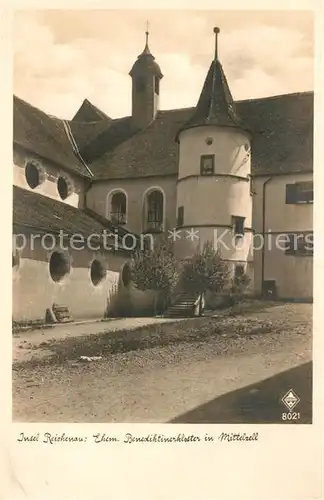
[129,28,163,129]
[175,28,253,282]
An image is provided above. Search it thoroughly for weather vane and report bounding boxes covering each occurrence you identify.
[146,20,150,40]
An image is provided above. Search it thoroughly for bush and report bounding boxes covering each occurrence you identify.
[180,241,231,315]
[131,241,180,314]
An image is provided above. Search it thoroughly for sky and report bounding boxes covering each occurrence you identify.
[13,10,314,119]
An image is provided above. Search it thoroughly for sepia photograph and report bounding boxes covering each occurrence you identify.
[12,9,313,424]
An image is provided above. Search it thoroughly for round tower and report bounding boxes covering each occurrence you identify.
[175,28,253,283]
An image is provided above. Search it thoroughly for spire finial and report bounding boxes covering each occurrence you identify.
[145,20,150,45]
[213,26,220,60]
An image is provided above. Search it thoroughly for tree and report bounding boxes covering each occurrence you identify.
[180,241,231,315]
[131,241,180,314]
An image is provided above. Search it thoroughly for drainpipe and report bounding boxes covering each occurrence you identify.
[261,176,273,295]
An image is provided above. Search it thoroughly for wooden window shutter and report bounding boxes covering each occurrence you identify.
[285,184,297,204]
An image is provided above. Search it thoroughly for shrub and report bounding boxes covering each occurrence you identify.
[180,241,231,315]
[131,241,180,314]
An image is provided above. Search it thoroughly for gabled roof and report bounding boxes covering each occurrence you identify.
[72,98,112,122]
[13,185,139,250]
[14,96,93,179]
[177,59,248,140]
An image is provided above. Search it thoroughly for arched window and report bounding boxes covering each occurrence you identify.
[90,259,107,286]
[109,191,127,225]
[144,189,164,233]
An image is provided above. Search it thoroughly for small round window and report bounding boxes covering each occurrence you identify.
[25,162,40,189]
[57,177,69,200]
[121,262,132,286]
[90,260,107,286]
[49,251,70,282]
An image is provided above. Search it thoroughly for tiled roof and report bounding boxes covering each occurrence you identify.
[177,59,248,139]
[14,96,93,179]
[77,116,139,165]
[88,91,313,179]
[68,118,112,152]
[237,91,313,175]
[13,186,138,250]
[72,99,112,122]
[14,91,313,181]
[89,108,194,180]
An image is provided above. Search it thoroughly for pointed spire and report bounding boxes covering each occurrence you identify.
[129,24,163,78]
[176,26,249,140]
[142,21,152,56]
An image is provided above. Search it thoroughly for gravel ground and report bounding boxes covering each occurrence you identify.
[12,303,312,423]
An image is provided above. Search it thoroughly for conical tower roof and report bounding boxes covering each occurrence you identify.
[176,27,249,141]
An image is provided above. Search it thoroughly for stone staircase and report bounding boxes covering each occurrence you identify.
[163,293,200,318]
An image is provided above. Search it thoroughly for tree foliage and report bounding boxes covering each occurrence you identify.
[180,241,231,295]
[131,241,179,297]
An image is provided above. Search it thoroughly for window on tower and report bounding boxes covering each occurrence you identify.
[154,77,160,95]
[232,216,245,237]
[200,155,215,176]
[177,206,184,227]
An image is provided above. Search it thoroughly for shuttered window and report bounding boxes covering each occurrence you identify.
[285,232,313,256]
[285,182,313,204]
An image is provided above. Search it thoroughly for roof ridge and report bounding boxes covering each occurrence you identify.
[235,90,314,104]
[15,90,313,123]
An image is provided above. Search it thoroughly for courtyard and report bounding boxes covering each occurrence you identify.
[12,302,312,423]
